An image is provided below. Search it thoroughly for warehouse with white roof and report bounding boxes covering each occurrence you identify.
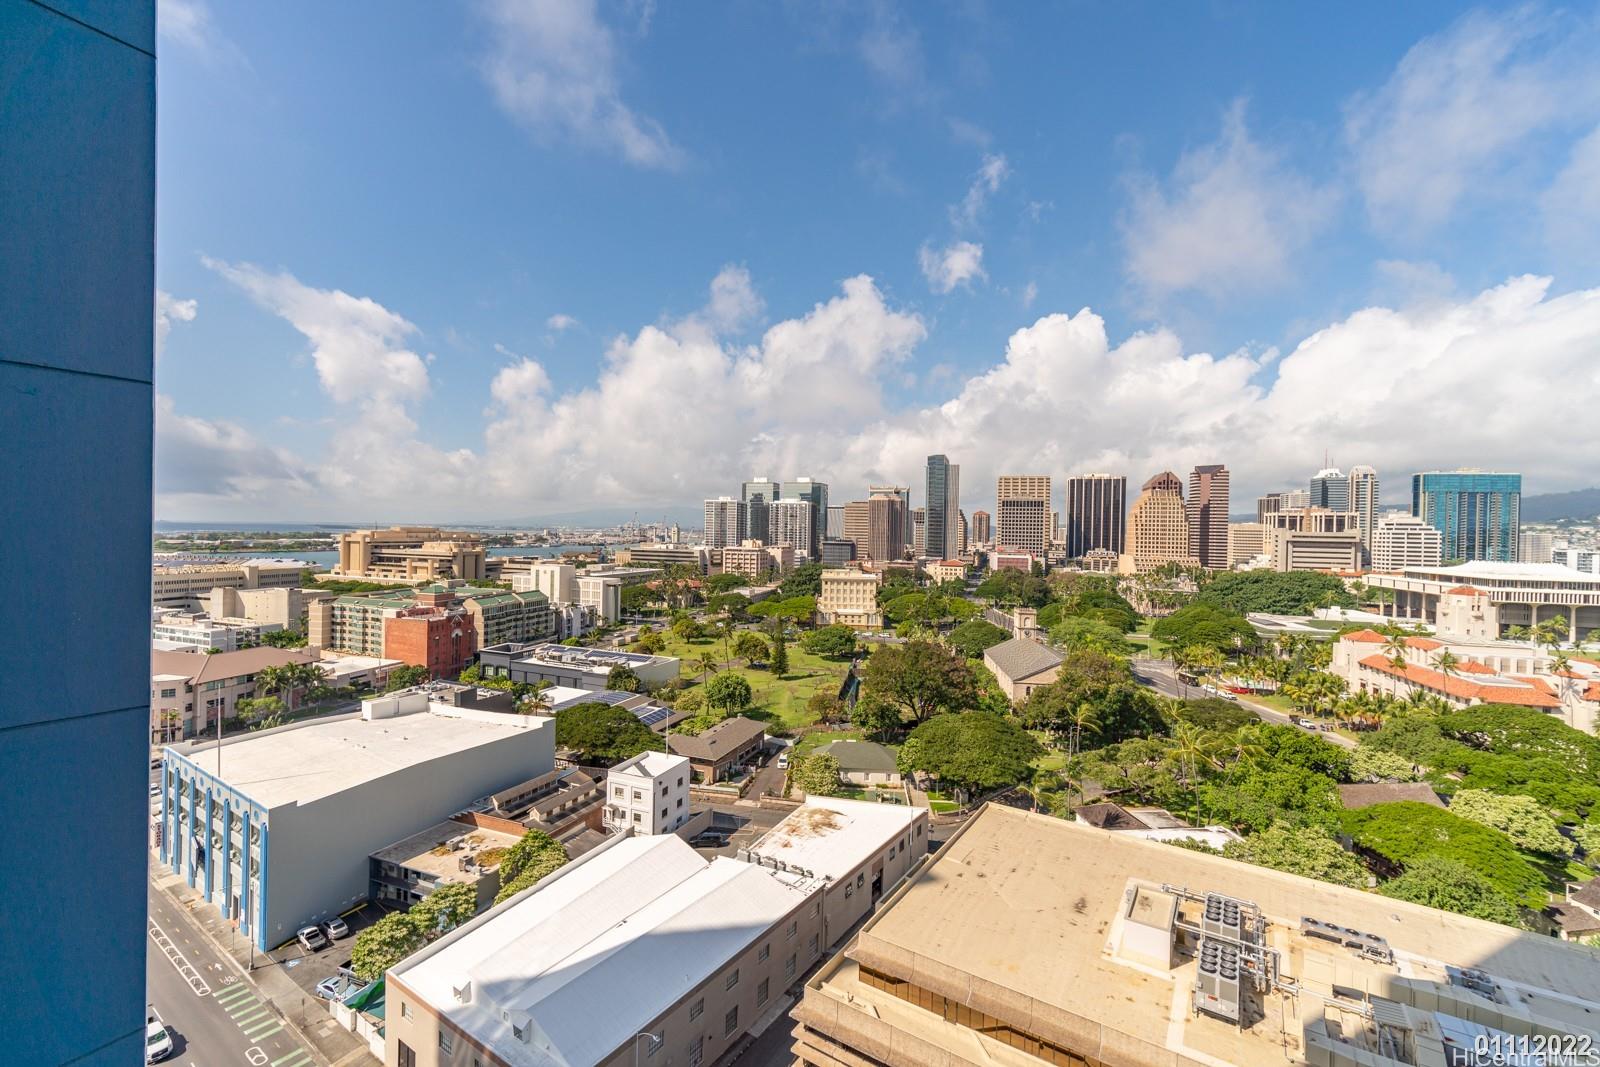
[157,689,554,950]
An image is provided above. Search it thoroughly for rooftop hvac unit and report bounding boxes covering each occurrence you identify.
[452,979,472,1004]
[446,836,466,851]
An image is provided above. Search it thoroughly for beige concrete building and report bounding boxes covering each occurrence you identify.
[1227,522,1269,566]
[1371,513,1444,571]
[970,509,991,545]
[149,645,321,741]
[792,802,1600,1067]
[843,493,908,562]
[333,526,487,582]
[1187,463,1230,570]
[996,474,1052,556]
[721,540,792,581]
[983,636,1064,702]
[924,559,966,585]
[817,568,884,630]
[151,558,306,611]
[704,496,748,548]
[508,562,578,604]
[1270,529,1364,572]
[1121,471,1197,574]
[206,584,323,634]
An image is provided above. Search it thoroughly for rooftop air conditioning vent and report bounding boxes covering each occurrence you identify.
[452,979,472,1003]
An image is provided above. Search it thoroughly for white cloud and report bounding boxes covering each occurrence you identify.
[919,241,985,293]
[856,3,925,94]
[1020,281,1038,309]
[952,153,1009,229]
[155,290,197,358]
[700,265,765,335]
[1122,101,1337,300]
[157,0,243,65]
[1543,124,1600,252]
[476,0,683,170]
[204,258,430,406]
[159,269,1600,521]
[1345,7,1600,235]
[545,313,580,332]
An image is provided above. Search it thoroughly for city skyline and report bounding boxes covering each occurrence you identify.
[151,3,1600,523]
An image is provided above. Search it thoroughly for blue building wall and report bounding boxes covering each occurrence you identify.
[0,1,155,1061]
[1411,471,1523,563]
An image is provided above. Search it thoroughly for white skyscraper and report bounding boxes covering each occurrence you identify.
[768,499,815,559]
[1347,465,1379,556]
[704,497,748,548]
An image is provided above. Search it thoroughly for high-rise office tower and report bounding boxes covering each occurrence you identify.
[768,499,816,559]
[704,497,748,548]
[924,456,960,559]
[843,493,907,562]
[1063,474,1127,559]
[958,509,969,555]
[971,509,991,545]
[1520,529,1555,564]
[1309,467,1350,511]
[1125,472,1195,572]
[996,474,1052,556]
[1411,470,1522,563]
[1257,489,1310,524]
[1187,464,1230,569]
[912,507,927,557]
[826,505,845,539]
[741,476,777,544]
[867,484,912,549]
[780,477,829,560]
[1347,465,1380,555]
[4,1,155,1058]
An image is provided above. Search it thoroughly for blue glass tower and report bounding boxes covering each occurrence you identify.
[1,1,155,1060]
[1411,471,1522,563]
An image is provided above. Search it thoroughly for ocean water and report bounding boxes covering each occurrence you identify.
[154,544,602,568]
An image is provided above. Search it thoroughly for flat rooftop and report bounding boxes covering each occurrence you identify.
[371,819,523,884]
[483,642,675,673]
[166,710,549,808]
[395,834,817,1067]
[742,797,922,881]
[1395,561,1600,584]
[806,805,1600,1067]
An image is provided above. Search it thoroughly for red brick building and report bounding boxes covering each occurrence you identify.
[382,590,476,678]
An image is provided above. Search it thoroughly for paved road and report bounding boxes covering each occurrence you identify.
[147,884,318,1067]
[1130,658,1356,750]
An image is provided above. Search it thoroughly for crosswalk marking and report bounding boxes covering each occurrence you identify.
[270,1050,312,1067]
[234,1007,271,1027]
[225,997,263,1017]
[214,984,253,1005]
[245,1019,284,1040]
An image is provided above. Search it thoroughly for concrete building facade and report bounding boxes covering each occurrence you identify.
[334,526,487,582]
[844,493,908,562]
[818,568,884,630]
[152,610,283,652]
[741,476,778,544]
[1269,529,1364,573]
[158,692,554,950]
[782,477,831,560]
[477,643,681,691]
[769,498,817,560]
[1227,522,1269,567]
[604,751,692,834]
[971,508,991,545]
[704,496,749,549]
[996,474,1052,557]
[152,559,307,611]
[1063,473,1126,560]
[1123,472,1197,574]
[1362,561,1600,641]
[1187,463,1230,569]
[1371,513,1444,571]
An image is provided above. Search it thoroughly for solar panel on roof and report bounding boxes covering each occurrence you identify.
[636,707,670,727]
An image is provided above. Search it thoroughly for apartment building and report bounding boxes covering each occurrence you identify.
[459,588,554,648]
[603,751,692,834]
[151,609,282,652]
[1371,513,1444,570]
[150,645,321,741]
[781,477,830,561]
[721,540,792,581]
[1256,488,1310,525]
[843,492,908,562]
[1122,472,1197,574]
[158,689,553,951]
[1412,469,1522,563]
[868,484,913,548]
[1187,463,1230,569]
[1227,522,1269,567]
[792,803,1600,1067]
[333,526,487,582]
[1521,530,1556,564]
[817,568,884,630]
[151,558,306,611]
[970,508,991,545]
[704,497,748,548]
[769,498,817,559]
[1348,464,1380,554]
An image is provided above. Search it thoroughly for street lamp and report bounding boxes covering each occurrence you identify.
[633,1030,662,1066]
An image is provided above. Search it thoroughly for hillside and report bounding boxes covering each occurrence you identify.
[1521,488,1600,522]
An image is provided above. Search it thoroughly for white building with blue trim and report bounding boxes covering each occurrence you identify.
[156,689,554,950]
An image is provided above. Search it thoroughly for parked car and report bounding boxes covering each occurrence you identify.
[689,831,730,849]
[1295,717,1317,729]
[319,916,351,940]
[296,925,330,952]
[149,783,161,799]
[315,974,358,1001]
[145,1008,173,1063]
[776,752,789,769]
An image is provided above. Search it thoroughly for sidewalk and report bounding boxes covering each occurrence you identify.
[151,865,379,1067]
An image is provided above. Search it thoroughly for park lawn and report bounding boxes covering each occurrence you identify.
[648,629,851,734]
[926,790,961,814]
[1244,692,1297,715]
[792,728,865,760]
[1032,749,1069,775]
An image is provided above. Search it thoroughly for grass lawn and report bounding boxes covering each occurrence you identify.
[1244,692,1297,715]
[926,790,961,814]
[647,628,852,735]
[792,728,865,759]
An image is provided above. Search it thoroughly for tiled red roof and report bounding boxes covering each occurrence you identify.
[1511,675,1557,695]
[1455,660,1497,675]
[1585,682,1600,702]
[1444,585,1485,596]
[1405,637,1444,651]
[1358,654,1561,708]
[1341,629,1387,644]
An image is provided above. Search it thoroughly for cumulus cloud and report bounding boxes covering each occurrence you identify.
[1122,101,1337,300]
[476,0,683,169]
[204,258,430,406]
[952,153,1009,228]
[919,241,985,293]
[1345,7,1600,236]
[154,395,313,504]
[155,290,197,358]
[161,268,1600,521]
[700,265,765,335]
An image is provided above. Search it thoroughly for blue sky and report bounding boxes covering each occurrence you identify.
[154,1,1600,523]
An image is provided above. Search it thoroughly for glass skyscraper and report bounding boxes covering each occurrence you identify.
[780,477,829,561]
[1411,470,1522,563]
[924,455,959,559]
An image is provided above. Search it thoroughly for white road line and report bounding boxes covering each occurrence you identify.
[148,919,212,996]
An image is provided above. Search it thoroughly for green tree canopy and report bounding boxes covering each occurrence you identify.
[1021,651,1165,748]
[1348,747,1419,784]
[605,665,644,692]
[852,691,906,738]
[790,752,843,797]
[705,572,750,595]
[704,672,753,712]
[778,563,823,598]
[1150,605,1256,651]
[1341,801,1546,908]
[1222,823,1368,888]
[350,912,425,980]
[383,664,431,692]
[1174,698,1257,734]
[1447,789,1573,856]
[801,625,859,658]
[897,713,1043,794]
[1378,855,1523,927]
[862,640,978,723]
[409,882,478,935]
[259,629,309,648]
[1048,615,1135,656]
[732,631,770,662]
[1195,571,1357,615]
[974,569,1050,607]
[553,702,662,764]
[946,619,1011,658]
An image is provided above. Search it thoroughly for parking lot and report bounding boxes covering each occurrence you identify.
[262,899,390,1002]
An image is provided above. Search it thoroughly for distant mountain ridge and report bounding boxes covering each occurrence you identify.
[1521,488,1600,522]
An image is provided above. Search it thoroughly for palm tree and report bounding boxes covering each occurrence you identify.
[1062,701,1101,795]
[1430,650,1462,707]
[518,681,554,716]
[696,653,719,687]
[1550,651,1576,727]
[1168,721,1221,823]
